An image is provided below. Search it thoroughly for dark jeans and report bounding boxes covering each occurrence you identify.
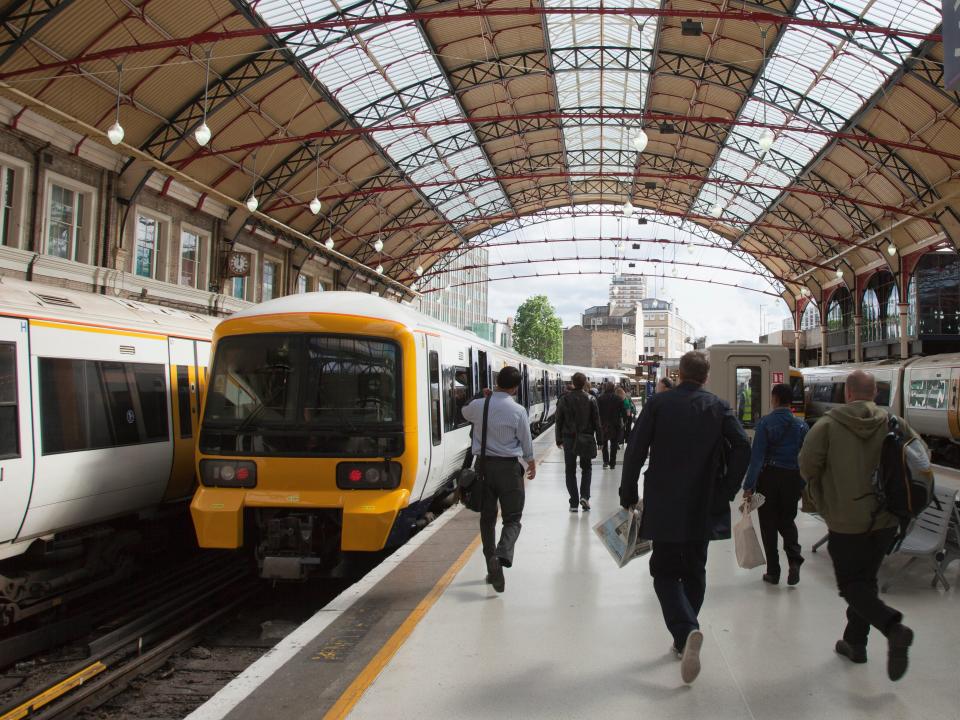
[827,527,902,646]
[756,466,804,575]
[562,444,592,506]
[480,458,525,568]
[602,438,619,467]
[650,540,709,650]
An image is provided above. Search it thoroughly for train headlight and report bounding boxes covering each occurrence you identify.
[200,460,257,488]
[337,461,402,490]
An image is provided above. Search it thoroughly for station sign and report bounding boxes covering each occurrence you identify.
[946,0,960,90]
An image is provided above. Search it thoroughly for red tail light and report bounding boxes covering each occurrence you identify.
[337,461,401,489]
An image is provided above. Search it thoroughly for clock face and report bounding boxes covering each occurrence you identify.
[227,252,250,277]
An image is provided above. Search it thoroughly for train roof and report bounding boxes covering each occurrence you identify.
[0,277,220,339]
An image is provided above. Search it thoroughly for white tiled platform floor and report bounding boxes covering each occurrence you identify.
[349,444,960,720]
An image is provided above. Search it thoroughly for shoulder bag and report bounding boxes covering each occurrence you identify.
[457,394,491,512]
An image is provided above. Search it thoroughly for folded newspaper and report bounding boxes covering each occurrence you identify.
[593,504,651,568]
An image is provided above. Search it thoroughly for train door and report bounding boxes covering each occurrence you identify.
[728,356,771,436]
[950,368,960,441]
[520,364,529,408]
[166,337,201,500]
[0,318,32,543]
[424,336,445,492]
[477,350,489,391]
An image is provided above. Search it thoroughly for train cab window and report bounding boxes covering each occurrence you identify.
[907,378,947,409]
[735,367,762,428]
[176,366,193,439]
[0,343,19,459]
[38,359,169,454]
[443,364,471,432]
[429,351,441,445]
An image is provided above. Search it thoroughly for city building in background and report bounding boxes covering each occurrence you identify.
[641,298,696,359]
[563,325,638,369]
[415,247,489,329]
[609,273,647,311]
[470,317,513,348]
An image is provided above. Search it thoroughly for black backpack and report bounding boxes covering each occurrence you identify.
[869,414,936,552]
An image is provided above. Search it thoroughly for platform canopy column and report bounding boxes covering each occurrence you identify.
[853,315,863,363]
[898,303,910,360]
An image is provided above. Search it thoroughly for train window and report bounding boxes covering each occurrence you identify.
[907,378,947,409]
[874,381,891,407]
[429,351,441,445]
[443,364,471,432]
[831,383,846,403]
[735,367,762,428]
[0,343,19,459]
[811,383,833,402]
[38,359,169,454]
[176,366,192,439]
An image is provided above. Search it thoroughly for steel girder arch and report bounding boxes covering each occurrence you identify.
[0,0,76,67]
[732,36,952,251]
[416,206,788,297]
[225,0,470,275]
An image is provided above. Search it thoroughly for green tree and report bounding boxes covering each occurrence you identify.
[512,295,563,363]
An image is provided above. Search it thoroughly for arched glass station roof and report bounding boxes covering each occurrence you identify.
[0,0,954,305]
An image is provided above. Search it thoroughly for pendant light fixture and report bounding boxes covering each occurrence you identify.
[308,154,322,215]
[373,238,384,253]
[623,198,634,218]
[415,264,424,276]
[194,50,212,147]
[836,267,844,279]
[107,64,124,145]
[632,21,648,155]
[708,179,722,217]
[325,237,334,250]
[887,242,897,256]
[375,264,384,275]
[756,29,774,155]
[245,152,258,213]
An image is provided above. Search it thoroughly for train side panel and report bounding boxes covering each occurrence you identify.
[19,321,174,541]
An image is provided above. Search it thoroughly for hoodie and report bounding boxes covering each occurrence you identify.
[798,400,905,534]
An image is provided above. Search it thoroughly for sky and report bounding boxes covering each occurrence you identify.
[481,212,793,345]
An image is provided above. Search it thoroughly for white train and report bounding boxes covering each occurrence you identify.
[802,355,960,465]
[191,292,636,579]
[0,278,218,625]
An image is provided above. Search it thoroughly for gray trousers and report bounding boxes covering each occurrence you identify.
[480,458,525,567]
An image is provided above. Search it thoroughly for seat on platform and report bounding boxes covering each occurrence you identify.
[882,489,960,593]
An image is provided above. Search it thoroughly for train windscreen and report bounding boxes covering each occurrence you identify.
[201,334,403,457]
[789,373,805,416]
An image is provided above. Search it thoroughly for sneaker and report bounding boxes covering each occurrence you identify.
[670,644,682,660]
[762,573,780,585]
[835,640,867,664]
[569,505,579,513]
[787,562,801,586]
[886,623,913,681]
[580,498,591,511]
[487,556,505,593]
[680,629,704,684]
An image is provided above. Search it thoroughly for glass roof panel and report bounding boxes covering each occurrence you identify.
[692,0,940,237]
[251,1,508,225]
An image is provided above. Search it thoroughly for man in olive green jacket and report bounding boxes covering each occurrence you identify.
[799,370,915,681]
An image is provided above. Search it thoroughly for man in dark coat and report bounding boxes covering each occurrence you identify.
[619,351,750,684]
[555,372,602,512]
[596,381,627,469]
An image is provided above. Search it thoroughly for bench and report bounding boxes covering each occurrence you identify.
[881,488,960,593]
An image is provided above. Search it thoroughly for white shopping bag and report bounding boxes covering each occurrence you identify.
[593,503,652,568]
[734,494,766,570]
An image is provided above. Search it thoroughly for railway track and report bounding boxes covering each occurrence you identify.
[0,557,257,720]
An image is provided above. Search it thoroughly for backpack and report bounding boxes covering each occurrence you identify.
[869,414,936,552]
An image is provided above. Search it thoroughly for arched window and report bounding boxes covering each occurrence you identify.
[800,301,819,330]
[826,287,853,348]
[862,271,896,342]
[886,284,900,339]
[907,277,916,336]
[862,288,881,342]
[913,250,960,336]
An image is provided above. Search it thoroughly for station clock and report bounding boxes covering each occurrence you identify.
[225,251,252,278]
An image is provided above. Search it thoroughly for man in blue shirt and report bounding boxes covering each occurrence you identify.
[743,383,809,586]
[462,366,536,593]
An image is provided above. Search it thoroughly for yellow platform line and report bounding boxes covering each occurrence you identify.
[0,661,106,720]
[323,533,482,720]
